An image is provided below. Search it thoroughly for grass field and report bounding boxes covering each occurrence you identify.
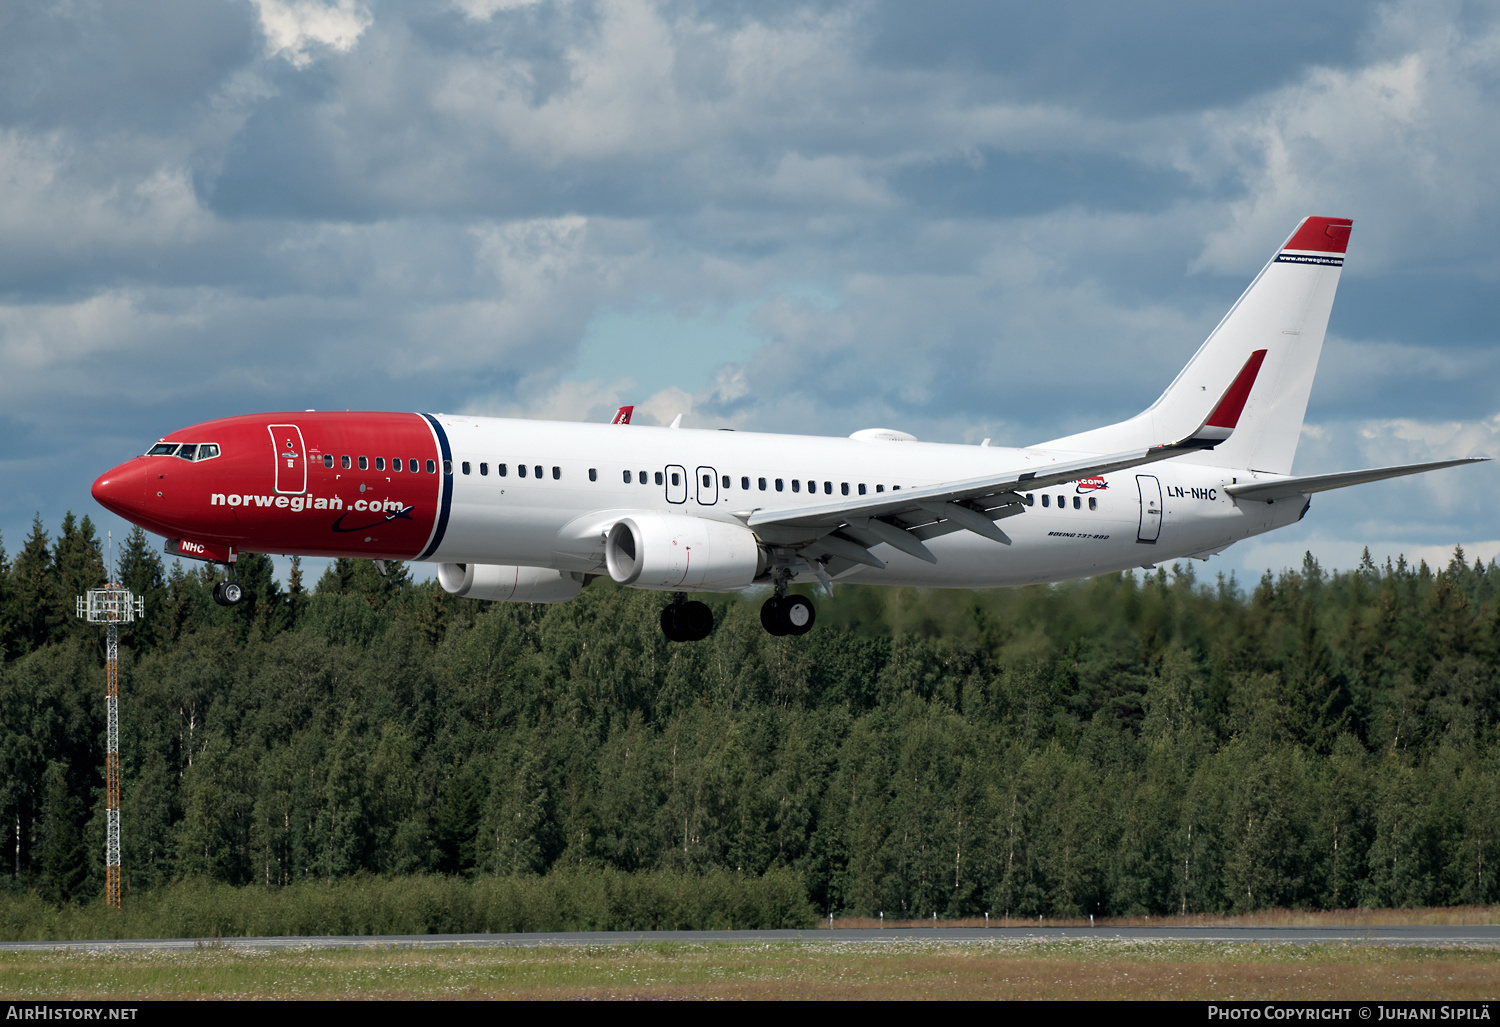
[2,941,1497,1000]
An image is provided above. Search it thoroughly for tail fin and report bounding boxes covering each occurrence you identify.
[1043,216,1351,474]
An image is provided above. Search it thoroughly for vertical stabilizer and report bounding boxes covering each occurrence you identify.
[1042,216,1351,474]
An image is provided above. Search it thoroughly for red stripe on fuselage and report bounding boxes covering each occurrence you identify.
[92,412,442,561]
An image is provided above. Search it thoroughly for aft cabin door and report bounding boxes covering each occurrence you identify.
[269,424,307,495]
[695,466,719,505]
[1136,474,1162,543]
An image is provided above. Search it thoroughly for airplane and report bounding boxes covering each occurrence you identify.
[91,216,1485,641]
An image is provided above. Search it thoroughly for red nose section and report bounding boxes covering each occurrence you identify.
[92,462,145,521]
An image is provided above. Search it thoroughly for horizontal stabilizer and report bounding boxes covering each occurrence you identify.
[1224,458,1487,503]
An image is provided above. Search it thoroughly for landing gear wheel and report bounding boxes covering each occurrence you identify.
[760,595,815,636]
[761,596,787,636]
[661,600,713,642]
[213,580,244,607]
[782,595,815,635]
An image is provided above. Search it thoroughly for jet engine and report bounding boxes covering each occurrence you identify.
[437,563,584,603]
[605,514,765,591]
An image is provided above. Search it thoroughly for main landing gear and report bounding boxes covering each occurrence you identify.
[661,594,714,642]
[212,568,244,607]
[760,594,815,636]
[759,566,815,636]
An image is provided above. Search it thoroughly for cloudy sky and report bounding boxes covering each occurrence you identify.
[3,0,1498,585]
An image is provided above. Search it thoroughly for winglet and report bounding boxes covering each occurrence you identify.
[611,405,634,425]
[1162,349,1267,451]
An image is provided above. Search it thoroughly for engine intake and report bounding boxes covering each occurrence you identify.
[605,514,765,591]
[437,563,583,604]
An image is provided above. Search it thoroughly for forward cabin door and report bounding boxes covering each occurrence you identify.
[1136,474,1162,543]
[269,424,307,495]
[695,466,719,505]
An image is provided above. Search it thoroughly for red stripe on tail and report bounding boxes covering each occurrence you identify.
[1283,217,1353,254]
[1206,350,1268,429]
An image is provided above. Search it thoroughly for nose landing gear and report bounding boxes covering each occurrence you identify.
[661,594,714,642]
[212,570,244,607]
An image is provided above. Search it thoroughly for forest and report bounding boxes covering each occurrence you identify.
[0,512,1497,928]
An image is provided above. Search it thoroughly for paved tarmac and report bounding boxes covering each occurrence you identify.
[0,924,1496,952]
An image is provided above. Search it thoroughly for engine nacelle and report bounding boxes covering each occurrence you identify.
[437,563,584,604]
[604,514,765,591]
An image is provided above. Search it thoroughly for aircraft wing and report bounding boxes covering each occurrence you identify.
[743,440,1221,569]
[742,351,1271,570]
[1224,458,1487,503]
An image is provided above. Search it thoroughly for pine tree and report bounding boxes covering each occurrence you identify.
[116,527,166,651]
[36,763,88,904]
[11,516,59,654]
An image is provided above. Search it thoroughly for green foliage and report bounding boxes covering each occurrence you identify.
[3,513,1500,924]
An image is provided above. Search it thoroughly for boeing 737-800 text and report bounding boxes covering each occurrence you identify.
[91,217,1484,640]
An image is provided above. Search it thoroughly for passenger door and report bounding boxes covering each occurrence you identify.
[1136,474,1162,543]
[695,466,719,505]
[269,424,307,495]
[664,464,687,504]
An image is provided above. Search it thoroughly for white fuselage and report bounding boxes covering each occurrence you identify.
[430,415,1305,588]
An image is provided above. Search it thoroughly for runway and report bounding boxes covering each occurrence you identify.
[1,924,1496,952]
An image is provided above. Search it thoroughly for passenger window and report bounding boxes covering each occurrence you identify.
[724,475,731,489]
[480,462,488,476]
[741,476,749,490]
[893,485,901,491]
[876,485,884,492]
[177,444,197,461]
[498,464,507,476]
[359,456,368,470]
[198,444,219,460]
[792,480,800,493]
[825,482,833,495]
[442,460,450,475]
[341,455,350,469]
[323,454,334,468]
[552,466,560,480]
[624,470,632,483]
[1042,495,1050,508]
[759,478,767,491]
[670,472,680,486]
[1025,493,1034,506]
[462,461,471,475]
[841,482,849,495]
[518,464,527,478]
[1073,496,1081,510]
[589,468,597,482]
[702,473,711,487]
[535,465,543,478]
[1088,496,1097,511]
[376,458,386,471]
[429,460,437,474]
[858,484,866,495]
[1058,495,1065,508]
[775,479,784,492]
[654,471,663,485]
[393,459,402,472]
[639,470,647,484]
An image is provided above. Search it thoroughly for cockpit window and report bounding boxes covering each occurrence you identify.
[147,443,178,456]
[176,444,198,461]
[147,441,219,460]
[197,444,219,460]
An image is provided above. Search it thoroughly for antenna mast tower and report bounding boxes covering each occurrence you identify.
[76,543,143,910]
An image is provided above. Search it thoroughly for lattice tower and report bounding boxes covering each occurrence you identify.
[76,580,143,909]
